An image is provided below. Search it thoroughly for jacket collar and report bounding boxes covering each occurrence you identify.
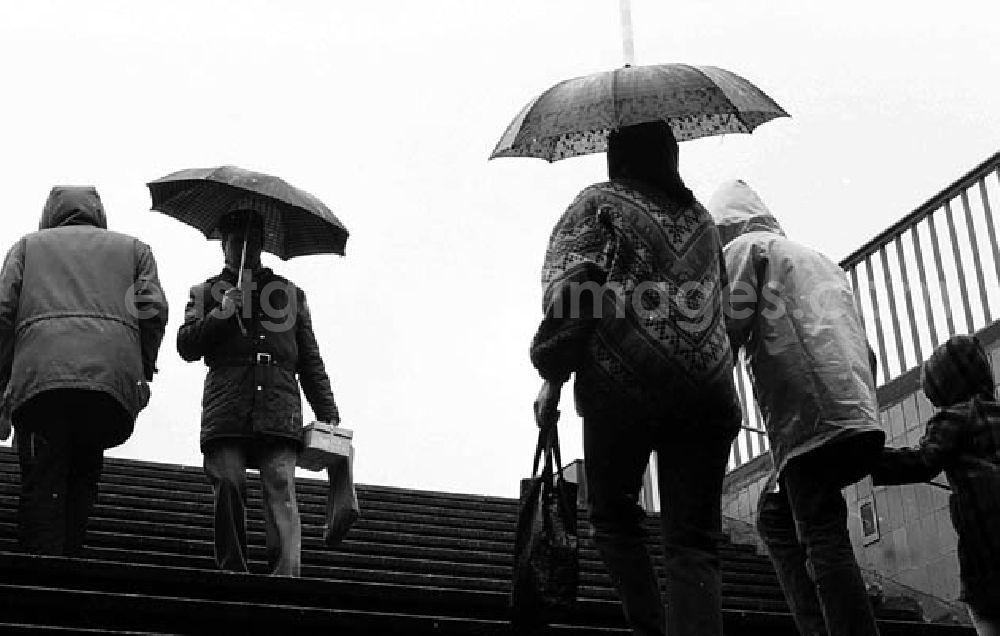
[219,266,274,285]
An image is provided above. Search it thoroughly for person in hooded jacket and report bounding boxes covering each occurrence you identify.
[177,208,339,577]
[0,185,168,556]
[531,121,742,636]
[709,179,886,636]
[872,335,1000,635]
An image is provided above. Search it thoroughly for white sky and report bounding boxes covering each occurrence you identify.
[1,1,998,497]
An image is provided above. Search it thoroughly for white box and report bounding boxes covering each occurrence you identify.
[298,421,353,471]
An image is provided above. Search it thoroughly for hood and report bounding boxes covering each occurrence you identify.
[39,186,108,230]
[707,179,784,246]
[921,335,995,407]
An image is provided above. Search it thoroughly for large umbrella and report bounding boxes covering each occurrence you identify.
[147,165,349,259]
[147,165,348,335]
[489,63,789,162]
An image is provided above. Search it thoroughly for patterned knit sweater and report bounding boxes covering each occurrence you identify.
[530,180,739,425]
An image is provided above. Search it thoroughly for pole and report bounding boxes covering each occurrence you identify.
[619,0,635,66]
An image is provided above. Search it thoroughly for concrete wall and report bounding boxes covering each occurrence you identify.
[720,321,1000,620]
[846,385,957,603]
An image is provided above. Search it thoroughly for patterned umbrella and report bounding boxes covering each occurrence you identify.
[146,165,349,259]
[489,63,789,162]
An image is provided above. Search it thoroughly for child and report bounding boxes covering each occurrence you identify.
[872,335,1000,634]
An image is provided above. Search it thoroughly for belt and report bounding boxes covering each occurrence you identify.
[208,353,295,371]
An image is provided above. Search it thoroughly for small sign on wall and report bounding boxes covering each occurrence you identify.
[859,495,880,545]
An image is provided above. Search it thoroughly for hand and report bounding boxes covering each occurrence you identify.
[136,379,151,411]
[219,287,244,315]
[534,380,562,429]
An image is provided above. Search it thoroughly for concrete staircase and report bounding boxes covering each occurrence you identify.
[0,447,973,635]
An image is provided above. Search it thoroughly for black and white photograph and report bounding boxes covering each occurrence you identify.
[0,1,998,634]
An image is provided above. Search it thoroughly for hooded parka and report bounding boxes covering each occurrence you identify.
[709,180,884,485]
[0,186,168,448]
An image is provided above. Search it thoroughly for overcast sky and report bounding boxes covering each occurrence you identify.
[1,1,998,497]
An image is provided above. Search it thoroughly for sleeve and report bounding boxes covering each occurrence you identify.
[871,447,941,485]
[134,242,169,381]
[0,239,25,396]
[720,238,761,357]
[871,413,954,485]
[529,193,609,383]
[176,281,231,362]
[294,289,340,423]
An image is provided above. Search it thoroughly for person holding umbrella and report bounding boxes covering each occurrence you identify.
[156,166,347,577]
[493,63,788,636]
[529,121,742,636]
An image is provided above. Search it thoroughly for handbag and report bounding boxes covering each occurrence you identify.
[510,421,579,626]
[323,445,360,546]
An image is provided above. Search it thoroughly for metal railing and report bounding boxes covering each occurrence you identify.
[727,362,770,470]
[723,150,1000,473]
[842,151,1000,385]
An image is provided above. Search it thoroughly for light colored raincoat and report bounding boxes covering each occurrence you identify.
[709,180,884,485]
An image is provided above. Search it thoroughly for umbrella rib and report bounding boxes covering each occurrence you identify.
[687,65,753,133]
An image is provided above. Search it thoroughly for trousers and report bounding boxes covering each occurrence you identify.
[584,413,737,636]
[203,439,301,576]
[757,451,880,636]
[14,389,128,557]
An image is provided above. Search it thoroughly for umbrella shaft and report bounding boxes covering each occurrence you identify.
[235,229,248,337]
[619,0,635,65]
[236,233,247,289]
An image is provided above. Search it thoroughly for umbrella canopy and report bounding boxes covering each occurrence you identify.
[147,165,349,259]
[489,63,789,162]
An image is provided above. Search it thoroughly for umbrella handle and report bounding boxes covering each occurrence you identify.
[235,224,248,336]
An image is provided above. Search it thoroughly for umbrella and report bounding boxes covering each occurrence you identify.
[489,63,789,162]
[147,165,348,336]
[146,165,349,259]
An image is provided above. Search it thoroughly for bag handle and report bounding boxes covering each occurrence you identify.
[530,420,566,482]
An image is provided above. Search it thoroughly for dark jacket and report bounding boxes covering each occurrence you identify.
[0,186,168,448]
[177,267,339,451]
[873,397,1000,614]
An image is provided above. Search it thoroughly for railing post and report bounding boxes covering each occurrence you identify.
[979,177,1000,288]
[944,199,975,332]
[850,267,867,333]
[894,235,922,363]
[733,367,750,466]
[910,225,940,349]
[866,257,891,380]
[927,212,957,337]
[880,246,907,372]
[961,189,992,323]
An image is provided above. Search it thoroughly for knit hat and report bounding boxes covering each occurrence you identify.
[921,335,995,407]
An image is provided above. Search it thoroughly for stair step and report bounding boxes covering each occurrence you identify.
[0,446,957,634]
[0,552,804,632]
[0,624,166,635]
